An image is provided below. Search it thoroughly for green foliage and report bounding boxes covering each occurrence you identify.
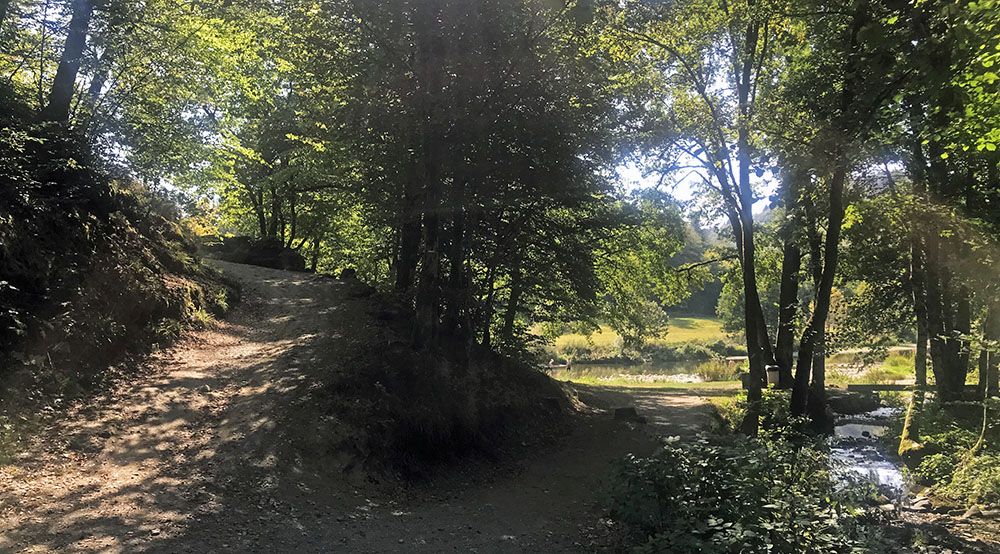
[939,453,1000,506]
[609,434,883,553]
[0,93,234,414]
[596,191,691,349]
[694,359,739,382]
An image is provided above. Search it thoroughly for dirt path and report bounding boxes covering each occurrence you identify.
[0,262,716,553]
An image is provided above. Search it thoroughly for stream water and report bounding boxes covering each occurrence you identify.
[831,406,907,500]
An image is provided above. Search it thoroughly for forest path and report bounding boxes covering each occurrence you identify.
[0,262,716,553]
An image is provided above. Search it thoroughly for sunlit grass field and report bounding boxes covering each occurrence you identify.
[550,317,730,353]
[653,317,729,344]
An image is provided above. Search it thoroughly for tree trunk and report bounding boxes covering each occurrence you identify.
[0,0,11,30]
[395,166,422,294]
[775,162,805,390]
[900,233,930,457]
[499,250,523,347]
[792,199,823,415]
[310,237,320,272]
[792,163,848,420]
[41,0,94,122]
[267,185,280,240]
[479,262,498,350]
[287,192,297,248]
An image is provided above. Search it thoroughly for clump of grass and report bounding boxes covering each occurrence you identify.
[694,359,739,382]
[880,351,914,376]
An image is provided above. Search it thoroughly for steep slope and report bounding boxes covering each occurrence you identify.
[0,88,233,416]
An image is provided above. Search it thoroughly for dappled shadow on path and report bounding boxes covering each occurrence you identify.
[0,262,373,553]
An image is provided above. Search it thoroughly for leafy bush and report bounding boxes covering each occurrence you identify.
[939,453,1000,506]
[609,434,884,553]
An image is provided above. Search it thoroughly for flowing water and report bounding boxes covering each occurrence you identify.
[831,407,907,499]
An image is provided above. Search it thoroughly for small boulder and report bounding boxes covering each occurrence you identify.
[960,505,982,519]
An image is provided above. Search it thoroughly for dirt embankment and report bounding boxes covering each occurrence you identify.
[0,262,718,553]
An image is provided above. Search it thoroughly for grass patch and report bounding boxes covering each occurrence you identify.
[694,359,740,382]
[546,318,744,364]
[655,316,728,344]
[550,373,741,391]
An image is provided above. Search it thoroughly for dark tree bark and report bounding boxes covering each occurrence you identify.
[310,237,320,272]
[791,161,847,421]
[410,0,447,349]
[731,5,780,436]
[0,0,11,30]
[287,192,297,248]
[791,1,870,422]
[442,151,469,341]
[395,211,422,294]
[42,0,94,122]
[479,261,498,350]
[775,168,805,388]
[900,232,930,456]
[394,161,423,294]
[499,249,523,347]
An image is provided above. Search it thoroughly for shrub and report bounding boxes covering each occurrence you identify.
[609,434,884,553]
[939,453,1000,506]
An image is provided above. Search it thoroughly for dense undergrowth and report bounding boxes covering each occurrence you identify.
[887,399,1000,508]
[608,391,922,553]
[0,86,234,429]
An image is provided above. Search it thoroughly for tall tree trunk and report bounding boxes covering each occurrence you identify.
[775,238,800,388]
[413,150,442,348]
[479,261,498,350]
[41,0,93,122]
[792,162,849,420]
[442,156,468,341]
[395,211,422,295]
[792,0,868,421]
[775,169,805,388]
[955,285,972,393]
[411,0,446,350]
[900,233,930,457]
[792,198,824,414]
[287,192,297,248]
[499,249,523,347]
[267,185,280,240]
[395,160,422,295]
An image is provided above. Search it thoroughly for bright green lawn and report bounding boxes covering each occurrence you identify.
[655,317,729,344]
[551,317,730,353]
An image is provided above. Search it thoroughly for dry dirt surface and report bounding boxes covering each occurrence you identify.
[0,261,716,553]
